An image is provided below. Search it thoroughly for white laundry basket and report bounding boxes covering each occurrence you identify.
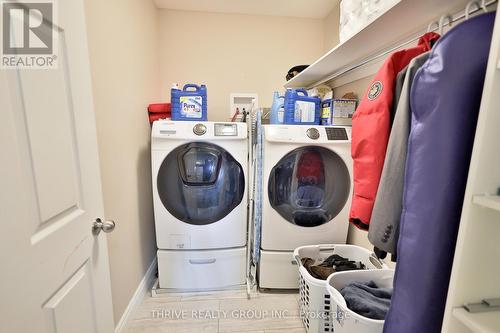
[293,244,387,333]
[326,269,395,333]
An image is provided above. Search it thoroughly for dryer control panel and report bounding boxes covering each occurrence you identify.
[215,123,238,136]
[264,125,351,144]
[325,127,348,141]
[151,121,247,143]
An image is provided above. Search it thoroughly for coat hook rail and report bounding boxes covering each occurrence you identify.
[310,0,498,89]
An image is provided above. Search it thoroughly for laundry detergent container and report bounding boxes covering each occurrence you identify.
[326,269,395,333]
[293,244,387,333]
[284,89,321,125]
[171,84,208,121]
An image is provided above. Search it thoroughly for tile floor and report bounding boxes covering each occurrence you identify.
[125,288,306,333]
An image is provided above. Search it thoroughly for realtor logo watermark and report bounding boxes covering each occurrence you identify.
[1,0,57,69]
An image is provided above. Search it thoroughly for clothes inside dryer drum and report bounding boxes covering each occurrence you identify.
[157,142,245,225]
[268,146,350,227]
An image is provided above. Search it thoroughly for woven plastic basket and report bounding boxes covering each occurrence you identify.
[293,244,387,333]
[326,269,395,333]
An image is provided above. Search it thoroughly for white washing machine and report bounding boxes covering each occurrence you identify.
[259,125,353,289]
[152,121,248,290]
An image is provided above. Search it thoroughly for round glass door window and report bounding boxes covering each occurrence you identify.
[268,146,350,227]
[157,142,245,225]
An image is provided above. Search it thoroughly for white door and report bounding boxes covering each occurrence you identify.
[0,0,115,332]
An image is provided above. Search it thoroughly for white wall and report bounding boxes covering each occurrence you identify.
[323,4,340,52]
[323,3,376,253]
[157,5,378,254]
[334,69,397,266]
[333,74,376,252]
[158,10,326,121]
[82,0,376,324]
[84,0,160,324]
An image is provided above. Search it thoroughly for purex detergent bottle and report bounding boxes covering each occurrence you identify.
[171,83,208,121]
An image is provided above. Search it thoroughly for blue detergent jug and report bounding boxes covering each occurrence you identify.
[284,89,321,125]
[171,84,208,121]
[270,91,285,124]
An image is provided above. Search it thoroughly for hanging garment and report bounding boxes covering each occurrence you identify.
[349,32,440,230]
[368,52,431,257]
[389,65,408,125]
[383,13,495,333]
[340,281,393,320]
[373,66,409,261]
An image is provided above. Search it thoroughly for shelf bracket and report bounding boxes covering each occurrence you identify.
[464,298,500,313]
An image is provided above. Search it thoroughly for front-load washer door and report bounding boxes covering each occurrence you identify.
[268,146,350,227]
[157,142,245,225]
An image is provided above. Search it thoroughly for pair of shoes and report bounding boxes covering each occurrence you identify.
[335,261,366,272]
[320,254,350,267]
[302,254,367,280]
[321,254,366,272]
[310,265,335,280]
[301,257,324,279]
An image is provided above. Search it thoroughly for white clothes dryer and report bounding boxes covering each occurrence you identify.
[151,121,248,290]
[259,125,353,289]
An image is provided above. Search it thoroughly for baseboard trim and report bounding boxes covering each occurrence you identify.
[115,258,157,333]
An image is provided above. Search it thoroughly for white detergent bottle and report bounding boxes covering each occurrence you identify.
[270,91,285,124]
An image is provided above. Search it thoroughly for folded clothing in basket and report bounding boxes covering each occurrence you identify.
[340,281,392,320]
[301,254,366,280]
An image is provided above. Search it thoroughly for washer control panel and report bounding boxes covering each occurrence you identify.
[193,123,207,136]
[306,128,320,140]
[325,127,348,140]
[215,123,238,136]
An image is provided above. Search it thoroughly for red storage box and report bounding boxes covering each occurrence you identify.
[148,103,171,124]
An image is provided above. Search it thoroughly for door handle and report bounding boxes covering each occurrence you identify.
[92,218,115,235]
[188,258,216,265]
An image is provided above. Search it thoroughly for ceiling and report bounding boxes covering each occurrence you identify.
[153,0,340,19]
